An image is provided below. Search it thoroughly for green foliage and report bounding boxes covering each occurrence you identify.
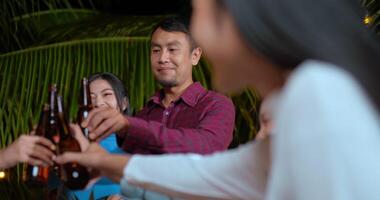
[0,0,94,53]
[0,1,259,199]
[1,37,155,124]
[3,0,378,199]
[0,10,261,195]
[0,35,260,149]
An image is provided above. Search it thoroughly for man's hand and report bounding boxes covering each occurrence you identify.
[56,112,131,183]
[81,107,129,142]
[0,134,55,168]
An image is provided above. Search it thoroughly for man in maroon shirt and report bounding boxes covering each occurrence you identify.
[83,17,235,155]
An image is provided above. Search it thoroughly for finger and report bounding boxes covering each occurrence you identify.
[94,125,114,142]
[90,117,118,141]
[87,109,115,132]
[26,157,46,167]
[70,123,90,151]
[82,107,107,128]
[35,136,56,150]
[54,152,84,165]
[30,145,55,165]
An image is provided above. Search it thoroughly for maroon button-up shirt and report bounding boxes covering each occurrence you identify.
[118,82,235,155]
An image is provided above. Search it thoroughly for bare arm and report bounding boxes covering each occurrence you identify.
[54,142,130,182]
[123,139,270,200]
[55,127,270,200]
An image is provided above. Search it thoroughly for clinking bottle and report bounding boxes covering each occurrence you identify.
[77,77,93,139]
[45,84,61,176]
[57,95,90,190]
[23,104,50,186]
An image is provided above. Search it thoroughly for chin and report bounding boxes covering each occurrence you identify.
[158,79,178,88]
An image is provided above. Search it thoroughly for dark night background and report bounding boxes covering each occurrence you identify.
[92,0,192,16]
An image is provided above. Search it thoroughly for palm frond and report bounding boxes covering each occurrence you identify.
[0,8,261,185]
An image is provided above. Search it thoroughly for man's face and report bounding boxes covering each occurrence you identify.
[150,28,201,88]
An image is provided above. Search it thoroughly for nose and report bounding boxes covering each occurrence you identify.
[93,95,106,108]
[158,49,169,64]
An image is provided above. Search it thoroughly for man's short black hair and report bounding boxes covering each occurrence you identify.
[151,17,197,50]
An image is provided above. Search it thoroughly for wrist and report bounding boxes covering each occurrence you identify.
[101,154,131,182]
[0,147,17,169]
[117,117,129,138]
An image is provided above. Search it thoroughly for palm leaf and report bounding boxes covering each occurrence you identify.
[0,9,261,188]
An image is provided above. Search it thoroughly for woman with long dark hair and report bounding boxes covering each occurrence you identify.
[56,0,380,199]
[68,72,129,199]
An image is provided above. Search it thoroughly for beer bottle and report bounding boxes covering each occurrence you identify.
[23,104,50,186]
[57,95,90,190]
[45,84,61,175]
[77,77,93,139]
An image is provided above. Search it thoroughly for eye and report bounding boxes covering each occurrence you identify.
[103,92,113,97]
[151,48,160,53]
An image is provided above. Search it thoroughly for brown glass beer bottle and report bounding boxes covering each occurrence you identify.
[45,84,61,176]
[23,104,50,186]
[77,77,93,139]
[57,95,90,190]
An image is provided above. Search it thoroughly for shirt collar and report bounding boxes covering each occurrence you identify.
[148,82,207,107]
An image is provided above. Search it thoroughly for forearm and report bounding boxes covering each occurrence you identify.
[0,148,16,169]
[123,139,270,200]
[0,149,7,168]
[96,154,131,182]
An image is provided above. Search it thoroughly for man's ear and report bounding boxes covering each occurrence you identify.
[191,47,202,66]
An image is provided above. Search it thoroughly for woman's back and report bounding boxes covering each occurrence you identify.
[268,60,380,200]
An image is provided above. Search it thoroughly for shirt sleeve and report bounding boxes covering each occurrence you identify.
[266,63,380,200]
[120,97,235,154]
[122,138,270,200]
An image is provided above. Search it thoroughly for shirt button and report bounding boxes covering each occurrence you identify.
[165,111,169,115]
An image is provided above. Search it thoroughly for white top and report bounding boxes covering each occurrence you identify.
[122,60,380,200]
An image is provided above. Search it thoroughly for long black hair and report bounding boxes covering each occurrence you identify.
[220,0,380,111]
[88,72,130,115]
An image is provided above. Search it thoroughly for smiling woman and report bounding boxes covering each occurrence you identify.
[67,72,128,200]
[89,72,129,114]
